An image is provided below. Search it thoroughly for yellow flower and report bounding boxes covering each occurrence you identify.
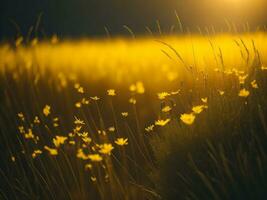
[129,98,136,104]
[82,137,92,144]
[90,96,100,101]
[145,124,155,132]
[18,126,25,134]
[75,102,82,108]
[74,116,85,125]
[77,149,89,160]
[17,112,25,121]
[85,163,92,170]
[129,82,145,94]
[238,88,250,97]
[99,143,114,155]
[108,126,115,132]
[251,80,258,89]
[25,129,34,139]
[129,84,136,92]
[171,90,180,95]
[44,146,58,156]
[121,112,128,117]
[11,156,16,162]
[88,154,103,162]
[74,126,82,133]
[69,140,75,145]
[53,123,59,127]
[136,81,145,94]
[155,119,170,126]
[34,116,40,124]
[53,136,68,147]
[115,138,128,146]
[180,113,195,125]
[43,105,51,116]
[107,89,116,96]
[78,87,84,93]
[218,90,225,96]
[32,150,42,158]
[91,176,97,182]
[192,105,205,114]
[162,106,172,112]
[81,98,89,105]
[201,97,208,103]
[157,92,170,100]
[238,75,248,84]
[74,83,80,89]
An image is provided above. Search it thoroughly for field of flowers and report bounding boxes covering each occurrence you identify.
[1,33,267,199]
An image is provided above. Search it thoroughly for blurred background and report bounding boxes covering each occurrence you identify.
[1,0,267,39]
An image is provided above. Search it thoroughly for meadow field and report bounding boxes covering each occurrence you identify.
[1,32,267,199]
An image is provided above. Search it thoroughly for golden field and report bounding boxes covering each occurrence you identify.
[1,33,267,200]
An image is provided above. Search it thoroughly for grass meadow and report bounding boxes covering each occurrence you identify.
[1,32,267,199]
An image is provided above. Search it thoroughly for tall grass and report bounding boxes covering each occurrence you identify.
[0,31,267,200]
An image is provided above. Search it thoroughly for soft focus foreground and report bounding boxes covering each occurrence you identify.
[1,33,267,200]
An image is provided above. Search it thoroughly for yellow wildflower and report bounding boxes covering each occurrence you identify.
[162,106,172,112]
[145,124,155,132]
[251,80,258,89]
[90,96,100,101]
[81,98,89,104]
[53,123,59,127]
[192,105,205,114]
[115,138,128,146]
[155,119,170,126]
[69,141,75,145]
[75,102,82,108]
[18,126,25,134]
[85,164,92,170]
[11,156,16,162]
[238,75,248,84]
[238,88,250,98]
[88,154,103,162]
[82,137,92,144]
[17,112,25,121]
[218,90,225,96]
[108,126,115,132]
[171,90,180,95]
[77,86,84,93]
[136,81,145,94]
[44,146,58,156]
[129,98,136,104]
[180,113,195,125]
[157,92,170,100]
[43,105,51,116]
[34,116,40,124]
[53,136,68,147]
[77,149,89,160]
[201,97,208,103]
[32,150,42,158]
[107,89,116,96]
[74,116,85,125]
[121,112,128,117]
[99,143,114,155]
[25,129,34,139]
[129,84,136,92]
[91,176,97,182]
